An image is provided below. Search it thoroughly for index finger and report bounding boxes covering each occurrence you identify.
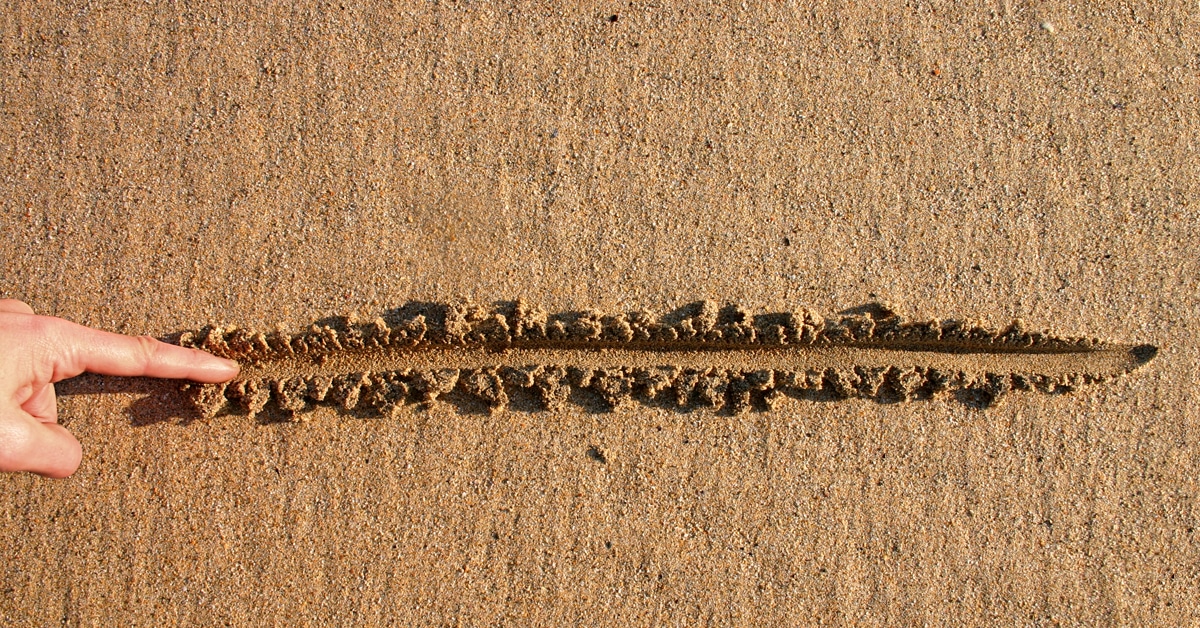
[47,319,240,383]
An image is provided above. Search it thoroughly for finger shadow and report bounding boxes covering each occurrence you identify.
[56,374,200,426]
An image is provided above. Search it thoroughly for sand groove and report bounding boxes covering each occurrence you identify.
[179,301,1157,419]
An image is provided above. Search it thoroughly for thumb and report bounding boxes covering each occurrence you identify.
[0,411,82,478]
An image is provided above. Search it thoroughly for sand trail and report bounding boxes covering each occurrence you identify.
[177,301,1156,419]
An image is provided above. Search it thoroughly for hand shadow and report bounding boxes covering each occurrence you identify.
[55,374,201,426]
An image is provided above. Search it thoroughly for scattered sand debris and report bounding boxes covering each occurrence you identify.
[178,300,1158,420]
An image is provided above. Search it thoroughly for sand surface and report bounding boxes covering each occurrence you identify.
[1,2,1198,625]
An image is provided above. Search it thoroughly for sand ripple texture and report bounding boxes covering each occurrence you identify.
[178,301,1157,420]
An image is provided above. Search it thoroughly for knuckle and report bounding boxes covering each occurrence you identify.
[24,315,52,337]
[134,335,163,364]
[28,317,66,360]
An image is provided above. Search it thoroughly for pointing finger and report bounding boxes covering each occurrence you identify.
[46,318,240,383]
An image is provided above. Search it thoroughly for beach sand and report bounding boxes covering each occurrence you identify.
[1,2,1197,624]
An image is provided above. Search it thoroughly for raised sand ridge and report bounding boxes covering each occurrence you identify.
[179,301,1157,420]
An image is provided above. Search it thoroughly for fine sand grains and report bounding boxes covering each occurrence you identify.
[179,300,1157,420]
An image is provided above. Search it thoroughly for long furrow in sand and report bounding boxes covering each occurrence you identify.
[179,301,1157,419]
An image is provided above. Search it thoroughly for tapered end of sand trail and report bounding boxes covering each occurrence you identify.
[1130,344,1159,366]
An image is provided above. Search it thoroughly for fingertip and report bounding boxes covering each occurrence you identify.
[38,424,82,479]
[191,352,241,383]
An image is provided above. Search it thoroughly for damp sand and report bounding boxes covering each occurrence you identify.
[1,3,1198,626]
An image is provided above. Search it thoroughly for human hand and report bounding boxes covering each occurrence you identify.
[0,299,240,478]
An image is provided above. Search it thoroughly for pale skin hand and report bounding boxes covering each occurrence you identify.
[0,299,240,478]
